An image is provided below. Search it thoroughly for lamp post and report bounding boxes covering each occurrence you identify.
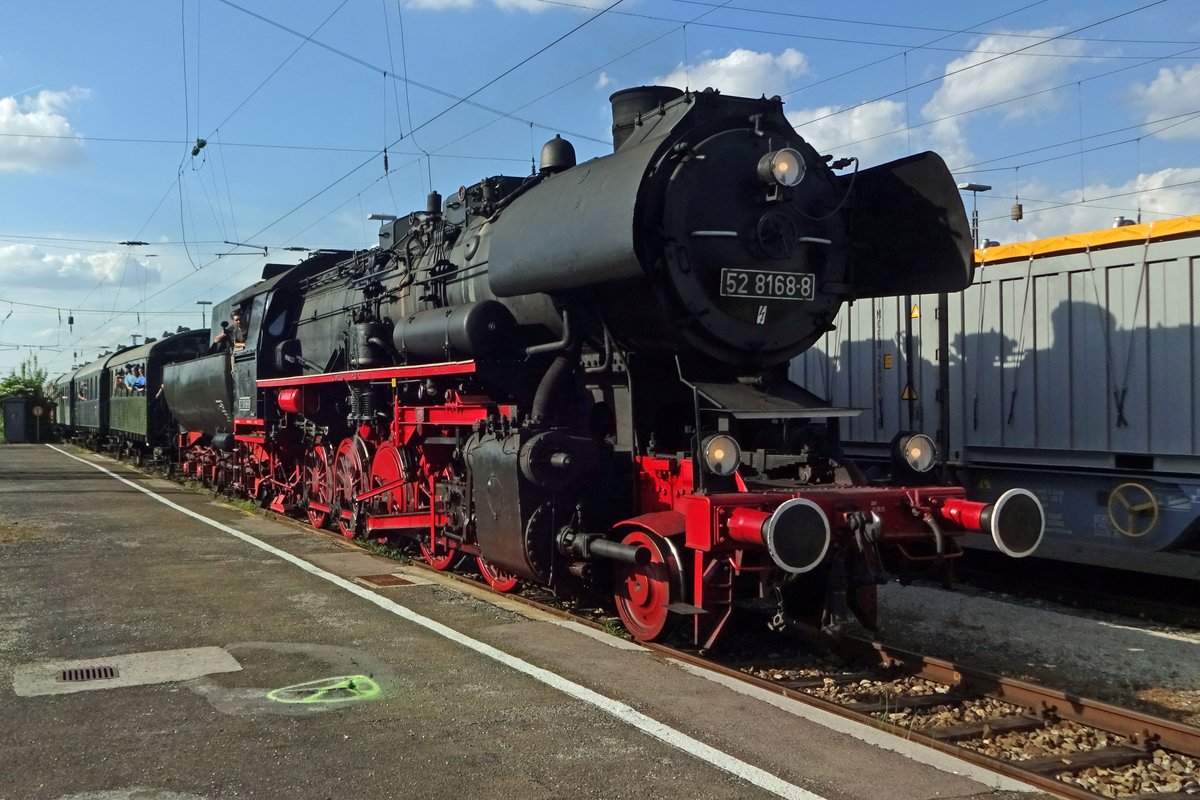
[196,300,212,330]
[956,182,992,249]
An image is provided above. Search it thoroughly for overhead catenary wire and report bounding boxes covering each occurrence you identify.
[426,0,734,165]
[812,43,1200,157]
[0,299,191,316]
[950,108,1200,174]
[538,0,1182,59]
[393,0,431,195]
[48,0,382,356]
[214,0,612,147]
[51,0,635,359]
[788,1,1169,127]
[65,0,628,331]
[3,0,1167,178]
[0,129,545,159]
[207,0,630,255]
[11,0,1191,373]
[981,176,1200,223]
[659,0,1200,46]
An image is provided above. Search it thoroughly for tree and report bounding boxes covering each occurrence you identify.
[0,355,51,403]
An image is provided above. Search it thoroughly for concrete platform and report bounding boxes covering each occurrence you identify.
[0,444,1051,800]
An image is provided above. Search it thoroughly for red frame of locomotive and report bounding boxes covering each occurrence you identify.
[173,357,1020,648]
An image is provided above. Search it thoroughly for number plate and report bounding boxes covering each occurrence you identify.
[720,268,815,301]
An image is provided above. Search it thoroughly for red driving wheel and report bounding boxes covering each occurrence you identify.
[242,441,272,505]
[304,445,332,529]
[477,558,519,593]
[420,536,458,571]
[333,437,371,538]
[368,443,416,514]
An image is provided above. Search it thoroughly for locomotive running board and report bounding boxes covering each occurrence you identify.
[257,360,477,387]
[691,380,861,420]
[666,602,707,615]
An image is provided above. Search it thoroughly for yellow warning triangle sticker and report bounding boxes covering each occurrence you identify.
[910,305,920,318]
[901,383,918,400]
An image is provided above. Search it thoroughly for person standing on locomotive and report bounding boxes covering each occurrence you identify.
[213,308,247,352]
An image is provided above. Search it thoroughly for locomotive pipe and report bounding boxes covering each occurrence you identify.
[530,311,580,424]
[525,308,574,356]
[560,532,650,565]
[921,512,946,558]
[588,537,651,565]
[583,325,613,374]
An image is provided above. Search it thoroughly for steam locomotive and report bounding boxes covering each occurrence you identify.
[152,86,1045,647]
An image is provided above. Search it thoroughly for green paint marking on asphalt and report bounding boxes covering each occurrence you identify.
[266,674,381,704]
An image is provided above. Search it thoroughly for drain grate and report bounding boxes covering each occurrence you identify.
[58,665,119,683]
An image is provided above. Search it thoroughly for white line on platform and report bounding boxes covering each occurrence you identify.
[49,445,823,800]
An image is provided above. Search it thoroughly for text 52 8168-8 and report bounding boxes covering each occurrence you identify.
[720,268,815,301]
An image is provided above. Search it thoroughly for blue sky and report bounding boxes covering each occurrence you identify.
[2,0,1198,375]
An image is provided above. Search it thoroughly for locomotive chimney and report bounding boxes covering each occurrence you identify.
[610,86,683,151]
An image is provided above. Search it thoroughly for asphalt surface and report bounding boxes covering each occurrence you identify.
[0,443,1052,800]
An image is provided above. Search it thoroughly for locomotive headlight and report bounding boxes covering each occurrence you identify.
[896,432,937,473]
[757,148,805,188]
[702,434,741,476]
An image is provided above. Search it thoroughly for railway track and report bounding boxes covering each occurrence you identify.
[398,566,1200,800]
[146,462,1200,799]
[352,548,1200,799]
[723,641,1200,800]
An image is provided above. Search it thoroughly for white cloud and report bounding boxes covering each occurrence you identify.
[0,88,90,173]
[0,244,161,289]
[653,48,809,98]
[1131,64,1200,140]
[595,71,614,91]
[787,99,908,166]
[921,30,1086,168]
